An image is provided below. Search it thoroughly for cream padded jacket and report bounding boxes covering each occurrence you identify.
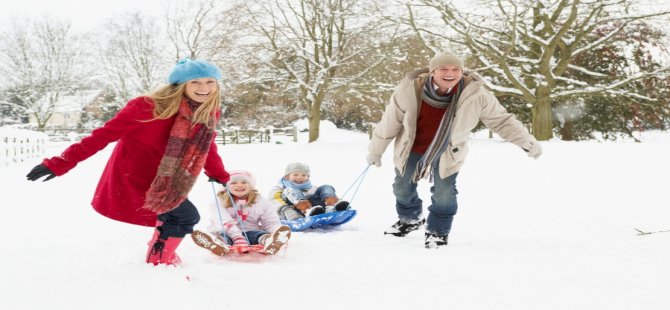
[368,68,536,178]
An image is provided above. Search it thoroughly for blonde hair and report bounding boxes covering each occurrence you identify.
[217,189,259,209]
[146,83,221,127]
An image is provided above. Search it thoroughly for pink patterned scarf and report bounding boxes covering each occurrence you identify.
[143,99,215,214]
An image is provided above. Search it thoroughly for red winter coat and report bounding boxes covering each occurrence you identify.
[42,97,230,227]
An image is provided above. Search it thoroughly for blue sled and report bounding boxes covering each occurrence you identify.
[281,210,357,232]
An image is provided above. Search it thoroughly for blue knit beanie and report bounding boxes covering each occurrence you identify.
[167,58,222,85]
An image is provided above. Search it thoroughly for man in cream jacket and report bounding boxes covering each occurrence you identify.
[366,51,542,248]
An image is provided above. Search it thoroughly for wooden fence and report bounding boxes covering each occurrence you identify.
[0,129,48,166]
[0,125,299,166]
[216,126,298,145]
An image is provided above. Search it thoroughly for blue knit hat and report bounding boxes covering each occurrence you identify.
[167,58,222,85]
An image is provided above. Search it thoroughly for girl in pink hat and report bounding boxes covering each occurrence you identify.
[192,170,291,255]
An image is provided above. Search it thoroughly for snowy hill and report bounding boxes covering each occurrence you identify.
[1,125,669,310]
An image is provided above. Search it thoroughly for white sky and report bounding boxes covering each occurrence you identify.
[1,0,166,31]
[3,0,670,33]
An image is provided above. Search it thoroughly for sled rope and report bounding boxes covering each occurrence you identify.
[211,182,250,244]
[225,188,252,243]
[340,165,370,204]
[211,182,227,241]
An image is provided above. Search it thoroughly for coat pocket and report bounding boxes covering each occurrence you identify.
[447,141,468,164]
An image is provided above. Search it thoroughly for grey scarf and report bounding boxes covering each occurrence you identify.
[412,77,464,182]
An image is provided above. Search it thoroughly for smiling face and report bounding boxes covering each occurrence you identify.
[227,180,251,198]
[184,77,218,103]
[431,65,463,95]
[286,172,309,184]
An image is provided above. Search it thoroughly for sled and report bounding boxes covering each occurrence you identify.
[281,209,357,232]
[191,230,288,260]
[227,244,264,254]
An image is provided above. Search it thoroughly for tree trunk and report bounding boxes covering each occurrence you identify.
[531,96,553,141]
[35,112,46,130]
[560,118,574,141]
[307,88,328,142]
[308,108,321,143]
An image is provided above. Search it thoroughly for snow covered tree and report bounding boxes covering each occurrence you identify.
[0,93,27,125]
[326,34,437,131]
[164,0,242,61]
[163,0,248,116]
[398,0,670,140]
[241,0,387,142]
[0,18,91,130]
[97,12,169,103]
[561,21,670,141]
[78,87,121,130]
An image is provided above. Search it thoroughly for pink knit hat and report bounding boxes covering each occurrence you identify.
[226,170,256,188]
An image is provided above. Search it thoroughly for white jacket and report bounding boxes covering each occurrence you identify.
[368,69,537,178]
[267,181,317,208]
[208,196,283,239]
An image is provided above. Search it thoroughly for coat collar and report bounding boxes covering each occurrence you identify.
[406,68,486,106]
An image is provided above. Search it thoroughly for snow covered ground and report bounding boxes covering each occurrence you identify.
[2,124,669,310]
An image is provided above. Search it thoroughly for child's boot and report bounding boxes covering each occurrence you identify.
[324,196,338,212]
[294,200,312,213]
[334,200,350,211]
[191,230,230,256]
[279,205,304,220]
[324,196,339,206]
[260,225,291,255]
[305,206,325,216]
[326,200,350,212]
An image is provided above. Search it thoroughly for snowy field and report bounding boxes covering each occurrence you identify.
[2,124,669,310]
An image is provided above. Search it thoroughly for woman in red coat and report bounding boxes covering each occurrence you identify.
[26,58,230,266]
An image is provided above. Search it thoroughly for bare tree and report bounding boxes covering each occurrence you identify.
[327,34,435,131]
[399,0,670,140]
[98,12,169,103]
[0,18,90,130]
[243,0,388,142]
[164,0,238,61]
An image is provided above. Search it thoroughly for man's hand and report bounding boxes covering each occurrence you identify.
[523,140,543,159]
[366,153,382,167]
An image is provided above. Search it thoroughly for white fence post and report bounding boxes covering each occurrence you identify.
[0,128,48,167]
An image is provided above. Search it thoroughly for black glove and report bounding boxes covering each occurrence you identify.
[26,164,56,182]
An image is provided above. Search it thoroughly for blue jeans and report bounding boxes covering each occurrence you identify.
[217,230,269,245]
[157,198,200,239]
[307,185,337,206]
[393,152,458,235]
